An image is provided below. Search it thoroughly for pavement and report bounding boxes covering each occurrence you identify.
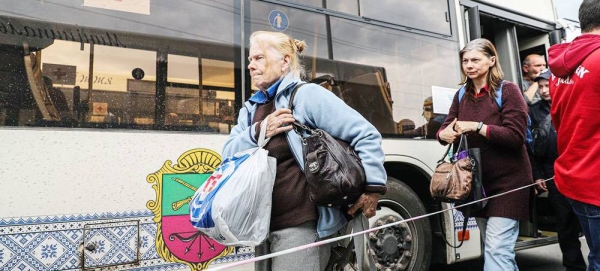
[431,236,590,271]
[210,237,591,270]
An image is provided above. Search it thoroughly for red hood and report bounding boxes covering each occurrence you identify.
[548,34,600,77]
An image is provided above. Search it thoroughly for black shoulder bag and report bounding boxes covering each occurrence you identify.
[530,114,553,157]
[288,83,366,207]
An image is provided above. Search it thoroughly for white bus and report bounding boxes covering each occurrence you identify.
[0,0,570,270]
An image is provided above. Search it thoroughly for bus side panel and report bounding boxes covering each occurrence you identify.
[0,128,254,270]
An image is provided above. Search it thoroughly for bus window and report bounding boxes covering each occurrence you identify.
[325,0,360,15]
[281,0,323,7]
[92,45,157,125]
[166,55,200,127]
[166,56,235,133]
[360,0,452,36]
[248,0,329,60]
[0,12,238,131]
[329,16,460,136]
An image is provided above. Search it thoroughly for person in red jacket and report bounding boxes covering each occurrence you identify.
[530,70,586,271]
[548,0,600,269]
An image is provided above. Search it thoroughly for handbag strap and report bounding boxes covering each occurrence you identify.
[438,133,470,163]
[325,213,376,271]
[257,113,270,147]
[438,143,453,164]
[287,82,319,137]
[288,82,308,112]
[438,205,471,249]
[353,213,377,271]
[457,134,469,153]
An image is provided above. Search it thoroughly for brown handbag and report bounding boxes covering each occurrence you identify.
[430,134,473,203]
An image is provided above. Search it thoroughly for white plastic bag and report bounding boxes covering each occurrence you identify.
[189,117,276,246]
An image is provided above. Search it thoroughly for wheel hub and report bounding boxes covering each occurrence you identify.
[370,215,413,270]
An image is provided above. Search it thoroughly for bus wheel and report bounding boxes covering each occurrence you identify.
[368,177,432,271]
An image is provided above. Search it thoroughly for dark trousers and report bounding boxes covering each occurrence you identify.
[547,181,587,271]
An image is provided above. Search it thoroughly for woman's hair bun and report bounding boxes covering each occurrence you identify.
[293,39,307,53]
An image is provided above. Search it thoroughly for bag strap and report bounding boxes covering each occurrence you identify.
[438,205,471,249]
[458,80,505,110]
[326,239,354,270]
[494,80,505,110]
[353,213,376,271]
[257,113,270,147]
[438,134,469,163]
[438,144,453,164]
[456,134,469,154]
[288,82,308,113]
[287,82,320,136]
[325,213,376,271]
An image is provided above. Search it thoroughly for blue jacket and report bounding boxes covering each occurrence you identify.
[223,72,387,237]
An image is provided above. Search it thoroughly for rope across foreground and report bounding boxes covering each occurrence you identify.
[207,177,555,270]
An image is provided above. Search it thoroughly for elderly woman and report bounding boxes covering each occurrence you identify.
[437,38,532,271]
[222,31,387,270]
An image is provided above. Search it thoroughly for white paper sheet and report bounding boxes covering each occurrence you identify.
[431,86,458,114]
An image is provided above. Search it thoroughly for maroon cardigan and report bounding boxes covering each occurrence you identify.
[438,81,533,221]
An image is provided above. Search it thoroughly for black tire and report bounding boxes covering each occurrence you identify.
[369,176,432,271]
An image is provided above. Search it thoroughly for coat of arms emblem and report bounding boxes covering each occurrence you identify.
[146,148,233,270]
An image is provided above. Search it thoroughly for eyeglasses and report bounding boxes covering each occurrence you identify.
[401,124,415,131]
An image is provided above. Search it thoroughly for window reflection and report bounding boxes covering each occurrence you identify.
[329,17,458,136]
[3,0,237,45]
[249,0,329,59]
[245,2,458,136]
[280,0,323,8]
[165,55,235,132]
[360,0,451,35]
[326,0,359,15]
[0,0,239,132]
[92,45,157,125]
[0,12,237,133]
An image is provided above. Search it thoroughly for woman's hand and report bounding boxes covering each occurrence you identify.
[439,118,460,144]
[264,108,295,138]
[348,193,380,218]
[454,121,479,134]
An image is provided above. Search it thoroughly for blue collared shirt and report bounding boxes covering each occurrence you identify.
[248,78,284,104]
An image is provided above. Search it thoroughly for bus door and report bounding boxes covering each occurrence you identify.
[462,0,560,252]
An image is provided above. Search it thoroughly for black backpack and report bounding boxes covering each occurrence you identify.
[530,114,553,157]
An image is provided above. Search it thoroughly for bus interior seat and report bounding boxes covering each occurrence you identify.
[24,50,61,121]
[309,74,342,97]
[341,71,397,134]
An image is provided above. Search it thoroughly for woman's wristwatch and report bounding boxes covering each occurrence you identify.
[476,122,484,133]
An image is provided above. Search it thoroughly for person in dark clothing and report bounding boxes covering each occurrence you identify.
[43,76,70,114]
[521,54,546,104]
[529,69,587,271]
[403,96,446,139]
[438,38,532,271]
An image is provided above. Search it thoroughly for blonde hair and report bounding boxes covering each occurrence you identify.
[249,31,307,78]
[459,38,504,99]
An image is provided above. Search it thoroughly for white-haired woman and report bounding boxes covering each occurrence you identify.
[222,31,387,270]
